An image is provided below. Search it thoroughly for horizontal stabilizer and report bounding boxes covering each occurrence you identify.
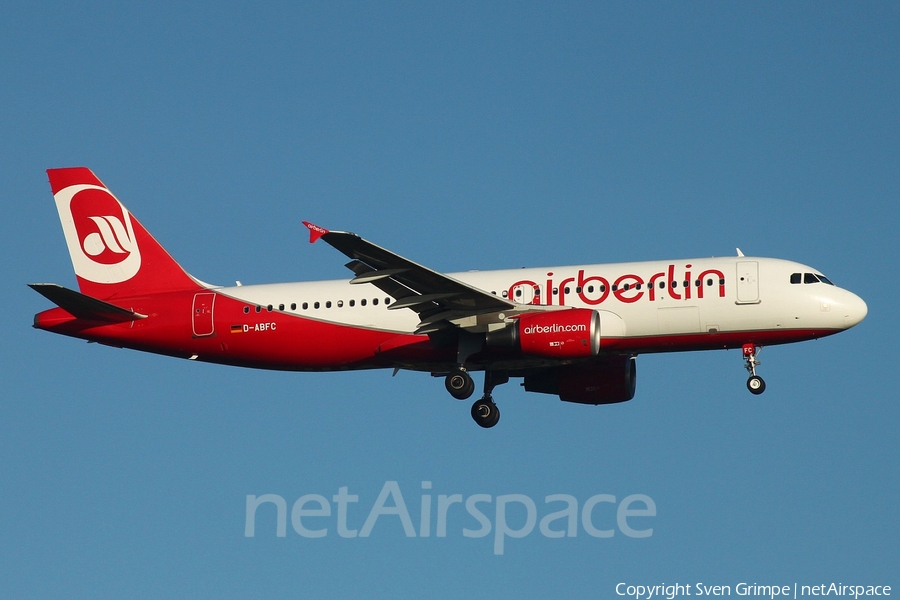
[29,283,147,322]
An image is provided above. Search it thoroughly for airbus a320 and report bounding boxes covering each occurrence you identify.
[31,168,867,427]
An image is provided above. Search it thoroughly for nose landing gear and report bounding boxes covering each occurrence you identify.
[742,344,766,395]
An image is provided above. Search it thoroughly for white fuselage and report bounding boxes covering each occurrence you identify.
[214,256,867,346]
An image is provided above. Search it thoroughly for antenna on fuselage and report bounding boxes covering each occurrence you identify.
[736,248,745,257]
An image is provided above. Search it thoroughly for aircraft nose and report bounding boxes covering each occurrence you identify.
[841,291,867,328]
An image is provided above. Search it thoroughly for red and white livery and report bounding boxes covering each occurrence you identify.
[32,168,868,427]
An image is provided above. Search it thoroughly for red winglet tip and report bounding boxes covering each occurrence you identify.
[303,221,329,244]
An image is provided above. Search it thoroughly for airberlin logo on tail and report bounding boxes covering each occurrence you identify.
[81,215,133,260]
[53,184,142,284]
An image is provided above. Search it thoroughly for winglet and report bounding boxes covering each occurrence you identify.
[303,221,329,244]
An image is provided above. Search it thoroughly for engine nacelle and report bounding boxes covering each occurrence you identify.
[486,309,600,359]
[523,356,637,404]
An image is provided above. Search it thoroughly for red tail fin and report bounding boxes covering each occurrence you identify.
[47,167,203,299]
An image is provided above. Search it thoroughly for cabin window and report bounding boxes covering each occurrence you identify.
[502,290,508,298]
[707,279,713,286]
[337,300,343,308]
[326,301,332,308]
[278,304,284,311]
[291,303,296,310]
[267,305,273,312]
[659,281,665,289]
[515,289,522,297]
[587,286,594,293]
[564,287,570,294]
[255,305,261,313]
[314,302,320,309]
[373,298,379,306]
[243,306,250,314]
[349,299,355,307]
[790,273,802,284]
[385,297,391,304]
[361,299,367,306]
[302,302,308,310]
[719,278,725,286]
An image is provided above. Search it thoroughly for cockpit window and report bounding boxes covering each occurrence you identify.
[804,273,820,284]
[817,274,835,286]
[790,273,801,284]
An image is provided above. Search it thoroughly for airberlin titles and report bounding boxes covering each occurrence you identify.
[507,264,727,306]
[522,322,588,335]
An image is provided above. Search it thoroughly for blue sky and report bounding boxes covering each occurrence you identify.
[2,2,897,597]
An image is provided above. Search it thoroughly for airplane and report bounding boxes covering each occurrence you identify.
[31,167,868,428]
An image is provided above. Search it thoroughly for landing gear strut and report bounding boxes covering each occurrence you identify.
[742,344,766,395]
[444,331,510,427]
[445,368,475,400]
[471,370,508,428]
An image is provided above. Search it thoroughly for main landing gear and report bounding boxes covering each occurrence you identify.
[445,368,475,400]
[443,368,508,428]
[471,397,500,428]
[470,370,508,428]
[742,343,766,395]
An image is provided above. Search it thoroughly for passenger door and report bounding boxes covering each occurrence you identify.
[736,261,760,304]
[192,292,216,337]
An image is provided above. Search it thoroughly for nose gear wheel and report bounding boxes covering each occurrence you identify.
[742,344,766,395]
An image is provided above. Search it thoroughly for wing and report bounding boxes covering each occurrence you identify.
[303,222,554,334]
